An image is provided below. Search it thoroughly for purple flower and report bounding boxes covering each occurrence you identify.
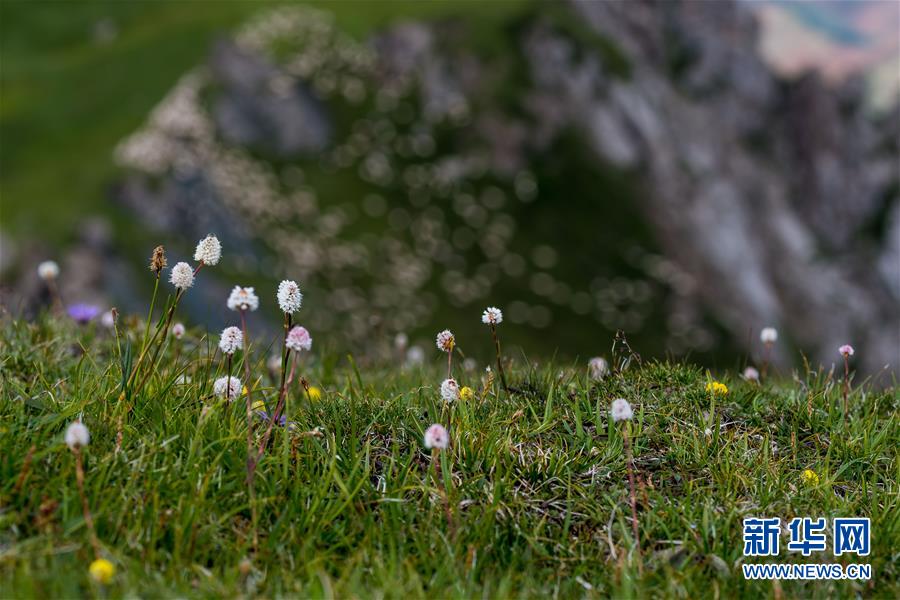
[67,303,101,324]
[255,410,287,427]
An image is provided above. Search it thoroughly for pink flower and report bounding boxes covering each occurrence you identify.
[285,326,312,352]
[839,344,854,357]
[424,424,449,450]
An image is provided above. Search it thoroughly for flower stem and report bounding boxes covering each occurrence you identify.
[140,275,161,357]
[73,448,101,558]
[842,355,850,427]
[623,424,641,561]
[490,325,509,394]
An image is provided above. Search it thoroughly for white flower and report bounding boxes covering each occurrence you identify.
[37,260,60,281]
[588,357,609,380]
[277,280,303,313]
[760,327,778,345]
[285,326,312,352]
[100,310,115,329]
[435,329,455,353]
[169,262,194,290]
[424,424,449,450]
[440,378,459,402]
[394,333,408,350]
[406,346,425,365]
[482,306,503,325]
[610,398,633,422]
[193,234,221,266]
[213,376,242,400]
[172,323,186,339]
[218,326,243,355]
[742,366,760,381]
[227,286,259,312]
[176,375,191,385]
[65,421,90,450]
[839,344,855,357]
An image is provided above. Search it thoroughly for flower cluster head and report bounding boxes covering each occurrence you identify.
[214,376,242,400]
[149,245,167,275]
[89,558,115,584]
[169,262,194,290]
[218,326,243,355]
[277,280,303,313]
[285,326,312,352]
[194,234,221,266]
[588,357,609,380]
[482,306,503,325]
[460,386,475,402]
[800,468,819,486]
[227,286,259,312]
[706,381,729,395]
[435,329,455,353]
[172,322,185,339]
[839,344,855,358]
[424,424,449,450]
[760,327,778,345]
[610,398,633,422]
[440,378,460,402]
[37,260,60,281]
[742,366,760,382]
[65,421,90,450]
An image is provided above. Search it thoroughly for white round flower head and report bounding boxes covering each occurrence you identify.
[194,234,221,266]
[742,366,760,381]
[227,286,259,312]
[435,329,455,353]
[394,332,408,350]
[100,310,115,329]
[218,326,243,355]
[440,378,460,402]
[406,346,425,365]
[169,262,194,290]
[760,327,778,345]
[277,280,303,313]
[610,398,633,422]
[588,357,609,380]
[424,424,449,450]
[172,322,186,339]
[37,260,60,281]
[285,326,312,352]
[839,344,855,357]
[213,376,242,400]
[482,306,503,325]
[65,421,90,450]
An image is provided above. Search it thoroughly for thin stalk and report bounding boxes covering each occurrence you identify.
[490,324,509,394]
[132,289,184,396]
[432,448,455,539]
[247,313,291,482]
[842,355,850,427]
[447,349,452,379]
[249,350,296,481]
[73,448,101,557]
[623,423,641,562]
[240,310,258,550]
[140,275,161,356]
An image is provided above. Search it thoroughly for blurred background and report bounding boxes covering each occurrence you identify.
[1,0,898,375]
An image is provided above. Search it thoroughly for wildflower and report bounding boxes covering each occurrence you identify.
[169,262,194,290]
[175,375,191,385]
[149,245,167,276]
[394,333,408,350]
[193,234,221,266]
[839,344,854,357]
[277,280,302,313]
[463,358,477,372]
[285,326,312,352]
[588,357,609,380]
[800,469,820,486]
[307,386,322,401]
[481,306,503,325]
[424,424,449,449]
[406,346,425,365]
[100,310,116,329]
[89,558,115,584]
[266,354,281,376]
[214,376,242,400]
[435,329,455,353]
[172,323,185,339]
[839,344,854,426]
[706,381,728,395]
[440,378,459,402]
[760,327,778,345]
[459,386,475,402]
[610,398,633,422]
[37,260,59,281]
[742,366,759,381]
[227,286,259,312]
[218,326,243,355]
[67,304,101,324]
[65,421,90,450]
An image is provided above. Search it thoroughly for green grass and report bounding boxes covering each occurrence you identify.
[1,313,897,597]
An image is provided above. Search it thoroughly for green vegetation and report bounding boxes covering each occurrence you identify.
[1,315,896,597]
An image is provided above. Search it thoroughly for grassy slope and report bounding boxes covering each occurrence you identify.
[0,0,528,242]
[0,315,897,598]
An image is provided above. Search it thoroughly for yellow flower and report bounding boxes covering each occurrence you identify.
[251,400,266,411]
[706,381,728,395]
[307,386,322,401]
[460,386,475,402]
[801,469,819,486]
[89,558,115,584]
